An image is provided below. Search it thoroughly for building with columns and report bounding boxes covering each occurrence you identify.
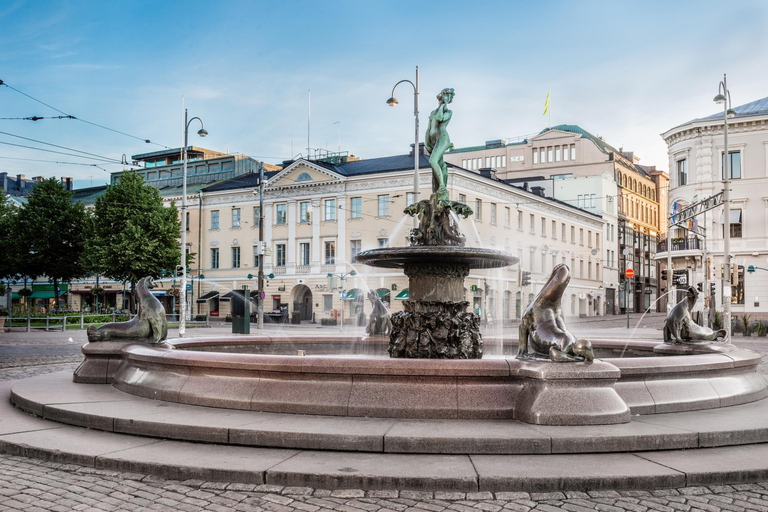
[187,145,605,324]
[658,96,768,317]
[445,125,667,313]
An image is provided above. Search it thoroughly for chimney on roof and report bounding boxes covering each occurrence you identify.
[16,174,24,190]
[0,172,7,192]
[409,142,427,157]
[531,186,546,197]
[61,177,73,191]
[479,168,497,180]
[32,176,44,183]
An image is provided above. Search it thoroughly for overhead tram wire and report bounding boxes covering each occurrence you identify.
[0,141,120,164]
[0,156,124,170]
[0,130,126,164]
[0,79,170,149]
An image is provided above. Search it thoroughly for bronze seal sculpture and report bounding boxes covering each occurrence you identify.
[365,290,391,336]
[87,276,168,344]
[517,264,594,363]
[663,286,727,344]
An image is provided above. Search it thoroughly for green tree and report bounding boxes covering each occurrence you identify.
[13,178,89,307]
[0,195,18,280]
[90,171,181,311]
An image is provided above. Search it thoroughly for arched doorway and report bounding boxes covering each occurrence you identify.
[292,284,313,321]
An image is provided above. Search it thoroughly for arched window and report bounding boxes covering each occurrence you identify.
[617,172,622,185]
[296,172,312,182]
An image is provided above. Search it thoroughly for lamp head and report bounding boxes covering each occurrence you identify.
[713,93,727,104]
[197,128,208,137]
[727,108,737,118]
[349,270,357,276]
[386,97,399,107]
[327,273,333,278]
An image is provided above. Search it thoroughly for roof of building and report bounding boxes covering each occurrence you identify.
[538,124,622,156]
[678,96,768,128]
[202,171,281,192]
[132,146,228,161]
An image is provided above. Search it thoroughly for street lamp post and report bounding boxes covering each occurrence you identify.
[387,66,420,228]
[179,108,208,337]
[714,75,737,341]
[327,270,357,332]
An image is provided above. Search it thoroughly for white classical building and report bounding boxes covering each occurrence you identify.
[658,96,768,316]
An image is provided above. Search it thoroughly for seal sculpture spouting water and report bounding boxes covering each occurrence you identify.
[365,290,391,336]
[517,264,594,363]
[663,286,727,344]
[87,276,168,344]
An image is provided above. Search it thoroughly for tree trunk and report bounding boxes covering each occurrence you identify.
[53,277,59,312]
[130,281,137,314]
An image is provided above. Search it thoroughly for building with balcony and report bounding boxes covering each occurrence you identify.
[445,125,667,313]
[658,96,768,316]
[188,144,605,324]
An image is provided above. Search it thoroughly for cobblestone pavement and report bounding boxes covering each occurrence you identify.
[4,321,768,510]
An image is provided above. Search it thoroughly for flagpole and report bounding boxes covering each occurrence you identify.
[549,90,551,128]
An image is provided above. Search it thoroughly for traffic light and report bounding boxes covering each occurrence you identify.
[175,265,185,277]
[661,269,667,281]
[521,271,531,287]
[696,282,703,293]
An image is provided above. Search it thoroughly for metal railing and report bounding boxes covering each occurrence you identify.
[3,311,209,332]
[657,237,702,253]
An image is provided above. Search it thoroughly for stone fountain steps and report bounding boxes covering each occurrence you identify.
[7,377,768,491]
[10,373,768,456]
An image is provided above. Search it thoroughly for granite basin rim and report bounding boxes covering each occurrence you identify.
[356,246,518,269]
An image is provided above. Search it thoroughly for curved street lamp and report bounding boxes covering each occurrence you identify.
[179,109,207,337]
[714,75,735,341]
[327,269,357,332]
[387,67,420,227]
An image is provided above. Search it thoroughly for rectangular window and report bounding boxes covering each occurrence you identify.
[561,223,566,241]
[540,149,545,163]
[485,156,490,167]
[588,231,592,247]
[275,204,287,225]
[275,243,286,266]
[323,199,337,221]
[541,217,546,236]
[577,195,583,208]
[459,194,466,203]
[232,246,241,268]
[475,199,482,220]
[462,159,467,168]
[406,192,415,205]
[571,226,575,243]
[579,228,584,245]
[563,147,569,161]
[253,246,260,268]
[496,155,501,167]
[555,147,561,162]
[677,159,688,186]
[490,203,497,224]
[324,241,336,264]
[533,150,538,164]
[588,262,592,279]
[185,212,190,232]
[323,295,333,312]
[518,211,523,230]
[551,220,556,238]
[231,208,241,228]
[529,214,535,232]
[211,210,219,230]
[501,155,506,167]
[579,260,584,278]
[728,208,743,238]
[299,202,311,223]
[722,151,742,179]
[378,238,389,248]
[571,146,576,160]
[505,207,511,228]
[299,242,310,265]
[350,240,362,263]
[547,148,553,162]
[591,194,596,208]
[596,233,600,249]
[378,195,390,217]
[350,197,362,219]
[211,248,219,269]
[253,207,261,226]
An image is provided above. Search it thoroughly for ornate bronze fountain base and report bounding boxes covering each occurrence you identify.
[389,300,481,359]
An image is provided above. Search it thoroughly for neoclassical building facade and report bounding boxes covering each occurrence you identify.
[658,96,768,315]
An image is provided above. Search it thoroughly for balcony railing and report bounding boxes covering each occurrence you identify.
[296,265,311,274]
[273,266,287,275]
[657,237,701,253]
[321,264,336,274]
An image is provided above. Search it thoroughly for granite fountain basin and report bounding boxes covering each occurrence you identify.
[74,336,767,426]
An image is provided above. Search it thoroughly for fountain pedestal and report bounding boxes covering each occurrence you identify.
[356,246,517,359]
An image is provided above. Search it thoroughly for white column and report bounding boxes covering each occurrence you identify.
[312,200,321,271]
[265,202,273,269]
[337,195,346,271]
[287,201,296,271]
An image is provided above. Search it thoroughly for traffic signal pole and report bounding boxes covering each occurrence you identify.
[257,164,265,330]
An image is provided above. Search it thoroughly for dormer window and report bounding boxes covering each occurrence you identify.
[296,172,312,182]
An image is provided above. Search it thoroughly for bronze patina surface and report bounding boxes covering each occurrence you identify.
[664,286,727,344]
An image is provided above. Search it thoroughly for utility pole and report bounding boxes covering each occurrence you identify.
[257,163,265,330]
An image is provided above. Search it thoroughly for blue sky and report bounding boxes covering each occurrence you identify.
[2,0,767,189]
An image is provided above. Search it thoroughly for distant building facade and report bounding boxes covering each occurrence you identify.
[445,125,668,314]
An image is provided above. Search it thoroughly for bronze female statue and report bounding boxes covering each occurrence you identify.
[425,88,455,204]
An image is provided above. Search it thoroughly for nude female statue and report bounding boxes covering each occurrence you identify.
[424,88,455,204]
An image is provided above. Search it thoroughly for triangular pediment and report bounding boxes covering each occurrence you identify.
[530,129,580,143]
[269,159,344,188]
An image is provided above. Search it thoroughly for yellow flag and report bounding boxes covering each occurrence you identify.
[543,90,550,115]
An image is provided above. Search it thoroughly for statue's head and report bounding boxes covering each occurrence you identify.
[437,88,455,104]
[686,286,698,306]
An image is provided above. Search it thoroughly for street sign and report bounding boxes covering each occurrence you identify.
[341,290,347,300]
[625,268,635,279]
[673,270,688,286]
[260,290,266,300]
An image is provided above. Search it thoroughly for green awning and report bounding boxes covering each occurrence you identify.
[376,289,390,299]
[344,289,360,301]
[394,289,409,300]
[29,291,57,299]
